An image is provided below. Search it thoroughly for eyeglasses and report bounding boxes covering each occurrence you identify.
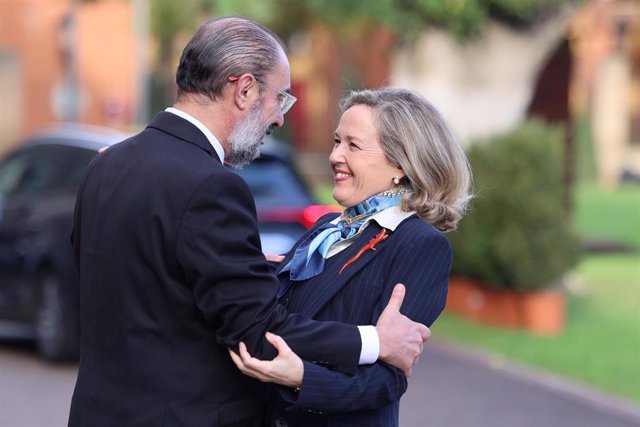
[228,75,297,115]
[255,77,297,115]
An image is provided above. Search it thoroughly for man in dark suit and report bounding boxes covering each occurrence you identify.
[68,16,429,427]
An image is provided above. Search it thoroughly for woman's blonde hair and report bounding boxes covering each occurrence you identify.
[339,88,473,232]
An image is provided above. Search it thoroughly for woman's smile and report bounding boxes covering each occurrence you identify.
[333,169,353,182]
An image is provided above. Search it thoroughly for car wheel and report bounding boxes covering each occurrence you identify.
[35,272,79,362]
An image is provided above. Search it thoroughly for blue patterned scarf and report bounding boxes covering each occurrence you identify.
[281,191,403,281]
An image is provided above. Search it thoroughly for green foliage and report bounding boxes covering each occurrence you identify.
[449,120,580,291]
[203,0,278,25]
[236,0,576,41]
[409,0,487,39]
[489,0,562,25]
[151,0,198,47]
[575,113,597,183]
[147,0,577,49]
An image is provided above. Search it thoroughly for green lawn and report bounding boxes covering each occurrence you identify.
[574,183,640,249]
[435,183,640,401]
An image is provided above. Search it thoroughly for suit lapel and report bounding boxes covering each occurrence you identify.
[280,223,391,318]
[147,112,219,162]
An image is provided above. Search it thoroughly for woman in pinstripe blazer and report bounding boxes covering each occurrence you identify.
[230,88,473,427]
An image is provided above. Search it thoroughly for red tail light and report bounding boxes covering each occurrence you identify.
[257,204,341,229]
[301,204,342,228]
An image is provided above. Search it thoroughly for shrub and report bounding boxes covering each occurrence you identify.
[449,119,580,292]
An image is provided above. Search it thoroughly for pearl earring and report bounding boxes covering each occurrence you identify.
[392,176,400,185]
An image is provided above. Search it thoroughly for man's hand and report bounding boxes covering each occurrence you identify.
[376,284,431,377]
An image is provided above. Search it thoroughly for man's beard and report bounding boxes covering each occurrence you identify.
[226,102,271,168]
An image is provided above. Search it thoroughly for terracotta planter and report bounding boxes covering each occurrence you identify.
[446,276,565,335]
[520,290,566,336]
[446,276,521,329]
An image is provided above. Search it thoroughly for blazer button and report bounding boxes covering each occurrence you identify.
[275,418,288,427]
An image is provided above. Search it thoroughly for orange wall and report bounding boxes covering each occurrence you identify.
[0,0,69,138]
[0,0,138,145]
[77,1,137,127]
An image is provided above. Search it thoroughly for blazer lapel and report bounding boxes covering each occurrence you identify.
[282,223,391,318]
[147,111,220,162]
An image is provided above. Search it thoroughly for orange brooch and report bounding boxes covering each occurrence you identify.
[339,229,389,275]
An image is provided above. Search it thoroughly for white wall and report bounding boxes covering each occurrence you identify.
[391,9,574,145]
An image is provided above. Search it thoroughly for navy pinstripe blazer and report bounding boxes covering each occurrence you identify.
[268,212,451,427]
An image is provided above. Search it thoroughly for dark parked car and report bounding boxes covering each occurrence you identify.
[0,125,126,361]
[0,125,335,361]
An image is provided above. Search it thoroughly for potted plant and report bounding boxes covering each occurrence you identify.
[447,119,580,335]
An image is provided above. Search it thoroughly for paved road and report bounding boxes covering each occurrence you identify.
[401,340,640,427]
[1,338,639,427]
[0,340,76,427]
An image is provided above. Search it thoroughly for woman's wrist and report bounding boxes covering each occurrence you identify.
[291,358,304,388]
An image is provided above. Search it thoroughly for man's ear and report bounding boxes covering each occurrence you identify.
[232,74,258,111]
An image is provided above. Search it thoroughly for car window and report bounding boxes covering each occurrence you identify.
[0,148,53,196]
[23,149,57,194]
[13,146,64,196]
[0,144,97,198]
[53,145,97,188]
[0,151,30,198]
[232,157,315,207]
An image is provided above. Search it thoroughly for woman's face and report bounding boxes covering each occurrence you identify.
[330,104,403,207]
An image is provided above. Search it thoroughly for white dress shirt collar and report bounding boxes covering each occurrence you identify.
[326,206,415,258]
[367,205,415,231]
[165,107,225,162]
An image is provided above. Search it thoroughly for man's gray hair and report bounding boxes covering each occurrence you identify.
[176,16,285,101]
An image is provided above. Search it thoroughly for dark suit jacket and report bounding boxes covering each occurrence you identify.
[68,112,361,427]
[268,213,451,427]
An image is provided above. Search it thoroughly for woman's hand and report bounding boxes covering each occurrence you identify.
[265,254,285,263]
[228,332,304,388]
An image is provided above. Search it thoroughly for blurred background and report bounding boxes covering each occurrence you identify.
[0,0,638,426]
